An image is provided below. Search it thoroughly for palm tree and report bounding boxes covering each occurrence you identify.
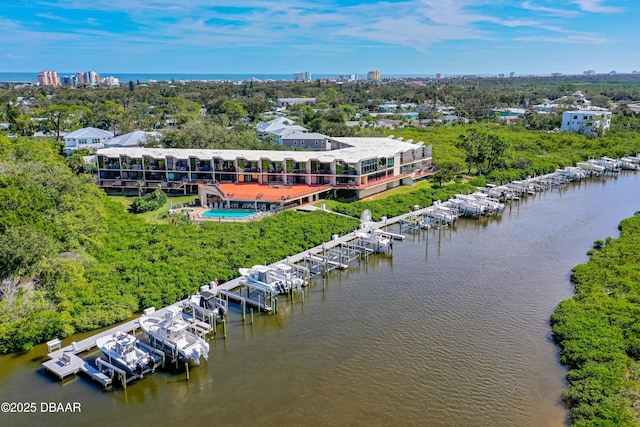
[136,180,144,197]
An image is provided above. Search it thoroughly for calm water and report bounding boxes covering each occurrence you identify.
[1,173,639,427]
[0,72,440,83]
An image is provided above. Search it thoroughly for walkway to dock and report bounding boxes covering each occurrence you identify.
[43,155,640,387]
[43,302,184,385]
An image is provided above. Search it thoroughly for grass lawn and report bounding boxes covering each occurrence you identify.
[315,179,433,211]
[107,194,198,224]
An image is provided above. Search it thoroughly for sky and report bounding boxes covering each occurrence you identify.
[0,0,637,75]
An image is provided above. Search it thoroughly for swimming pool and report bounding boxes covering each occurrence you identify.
[201,209,256,219]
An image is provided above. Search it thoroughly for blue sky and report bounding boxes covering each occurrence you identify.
[0,0,636,75]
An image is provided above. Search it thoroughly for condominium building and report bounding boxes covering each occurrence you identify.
[96,137,433,209]
[37,71,60,86]
[367,70,381,81]
[101,76,120,87]
[293,71,312,82]
[338,74,357,82]
[76,71,101,85]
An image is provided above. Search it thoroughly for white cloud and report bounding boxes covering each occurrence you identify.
[514,34,607,44]
[14,0,620,53]
[5,52,31,60]
[571,0,622,13]
[520,1,580,17]
[36,13,70,23]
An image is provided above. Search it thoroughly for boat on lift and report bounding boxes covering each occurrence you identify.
[139,307,209,365]
[239,265,293,294]
[185,282,227,320]
[95,331,156,378]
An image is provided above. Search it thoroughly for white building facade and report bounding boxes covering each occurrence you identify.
[95,137,433,200]
[64,127,113,155]
[561,110,611,135]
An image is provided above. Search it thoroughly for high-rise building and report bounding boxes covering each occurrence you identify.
[435,73,443,79]
[101,76,120,87]
[367,70,380,81]
[37,70,60,86]
[338,74,357,82]
[76,71,101,85]
[60,75,78,86]
[583,69,596,76]
[293,71,311,82]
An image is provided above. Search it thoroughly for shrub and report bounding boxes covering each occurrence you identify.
[129,188,168,213]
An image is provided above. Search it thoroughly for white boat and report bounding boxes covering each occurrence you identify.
[185,282,227,320]
[95,331,156,377]
[139,307,209,365]
[239,265,291,294]
[272,263,306,290]
[353,229,393,253]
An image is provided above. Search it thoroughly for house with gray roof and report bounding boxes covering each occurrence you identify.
[276,98,316,108]
[279,131,329,150]
[64,127,113,155]
[256,117,309,143]
[106,131,161,148]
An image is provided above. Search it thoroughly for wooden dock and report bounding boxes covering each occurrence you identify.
[41,201,410,385]
[218,289,272,312]
[42,301,185,383]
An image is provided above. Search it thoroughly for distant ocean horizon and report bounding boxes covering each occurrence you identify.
[0,72,439,83]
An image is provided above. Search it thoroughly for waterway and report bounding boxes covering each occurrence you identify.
[1,172,638,427]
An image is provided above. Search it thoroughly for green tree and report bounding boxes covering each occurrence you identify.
[220,99,247,120]
[456,129,488,174]
[485,134,511,172]
[12,114,35,136]
[42,105,90,141]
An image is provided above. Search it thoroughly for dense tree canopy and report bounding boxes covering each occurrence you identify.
[552,213,640,426]
[2,76,640,424]
[0,137,359,352]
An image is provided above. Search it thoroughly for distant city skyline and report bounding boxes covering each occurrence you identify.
[1,1,637,75]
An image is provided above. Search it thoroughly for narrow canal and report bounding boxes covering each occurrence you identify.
[1,172,638,427]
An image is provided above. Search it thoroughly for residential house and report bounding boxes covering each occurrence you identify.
[105,131,161,148]
[276,98,316,108]
[561,110,611,135]
[64,127,113,155]
[376,119,404,128]
[279,132,329,150]
[492,108,526,123]
[439,115,469,124]
[256,117,309,143]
